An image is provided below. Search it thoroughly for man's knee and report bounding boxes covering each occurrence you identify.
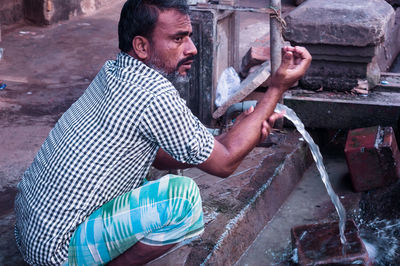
[164,174,202,215]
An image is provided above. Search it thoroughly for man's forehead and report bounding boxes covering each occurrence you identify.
[156,9,192,33]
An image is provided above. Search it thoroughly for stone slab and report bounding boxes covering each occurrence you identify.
[344,126,400,192]
[285,3,399,92]
[291,220,371,265]
[283,89,400,130]
[298,59,381,91]
[375,8,400,72]
[291,44,376,59]
[284,0,395,47]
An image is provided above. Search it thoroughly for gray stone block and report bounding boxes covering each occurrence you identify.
[283,0,397,91]
[296,44,376,59]
[284,0,395,47]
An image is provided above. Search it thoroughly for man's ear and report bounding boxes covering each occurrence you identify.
[132,36,150,60]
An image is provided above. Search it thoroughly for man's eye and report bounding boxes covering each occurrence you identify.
[175,37,183,42]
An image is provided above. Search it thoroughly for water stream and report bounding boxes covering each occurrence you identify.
[274,103,347,244]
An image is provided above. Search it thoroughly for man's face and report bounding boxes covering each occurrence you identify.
[146,9,198,81]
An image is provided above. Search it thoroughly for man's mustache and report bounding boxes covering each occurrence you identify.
[177,56,196,68]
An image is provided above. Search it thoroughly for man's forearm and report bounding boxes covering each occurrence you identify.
[217,86,283,168]
[199,46,312,178]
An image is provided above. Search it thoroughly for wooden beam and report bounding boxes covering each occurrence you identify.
[212,61,271,119]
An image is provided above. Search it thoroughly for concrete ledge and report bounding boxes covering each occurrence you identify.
[283,89,400,130]
[148,130,312,265]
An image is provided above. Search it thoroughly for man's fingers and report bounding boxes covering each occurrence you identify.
[280,49,294,69]
[247,105,254,114]
[268,112,284,127]
[293,46,312,68]
[260,120,270,142]
[294,46,312,59]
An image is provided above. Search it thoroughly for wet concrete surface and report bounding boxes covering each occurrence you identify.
[236,154,362,265]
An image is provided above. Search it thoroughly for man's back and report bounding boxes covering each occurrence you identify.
[14,53,214,264]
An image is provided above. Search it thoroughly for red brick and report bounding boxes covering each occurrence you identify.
[344,126,400,192]
[291,220,371,265]
[240,46,270,77]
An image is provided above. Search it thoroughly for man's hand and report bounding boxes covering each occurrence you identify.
[234,106,283,143]
[198,46,311,178]
[270,46,312,92]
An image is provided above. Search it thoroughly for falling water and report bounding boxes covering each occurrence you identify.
[274,103,347,244]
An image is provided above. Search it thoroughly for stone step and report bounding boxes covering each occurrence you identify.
[148,130,312,265]
[0,130,312,265]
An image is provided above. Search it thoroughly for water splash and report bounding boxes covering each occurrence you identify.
[274,103,347,244]
[358,218,400,265]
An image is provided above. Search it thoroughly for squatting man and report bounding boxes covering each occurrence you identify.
[14,0,312,265]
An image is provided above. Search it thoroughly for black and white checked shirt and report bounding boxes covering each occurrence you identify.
[14,52,214,265]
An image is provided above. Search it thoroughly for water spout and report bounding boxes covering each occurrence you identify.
[274,103,347,244]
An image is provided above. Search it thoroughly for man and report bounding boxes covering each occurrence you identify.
[15,0,311,265]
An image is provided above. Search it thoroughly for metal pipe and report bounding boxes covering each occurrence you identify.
[224,100,258,124]
[270,0,284,128]
[270,0,283,75]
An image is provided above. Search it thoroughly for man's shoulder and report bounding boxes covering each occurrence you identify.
[105,53,177,96]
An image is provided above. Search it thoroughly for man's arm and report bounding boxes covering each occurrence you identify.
[198,46,312,177]
[152,148,192,170]
[153,46,311,177]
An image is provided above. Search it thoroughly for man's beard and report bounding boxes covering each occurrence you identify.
[147,54,193,87]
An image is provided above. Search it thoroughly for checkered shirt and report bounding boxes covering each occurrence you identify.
[14,52,214,265]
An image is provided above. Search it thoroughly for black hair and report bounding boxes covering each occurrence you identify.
[118,0,190,53]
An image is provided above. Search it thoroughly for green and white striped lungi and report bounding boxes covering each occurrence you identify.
[67,175,204,265]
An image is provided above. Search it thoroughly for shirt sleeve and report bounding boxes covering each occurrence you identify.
[139,90,214,165]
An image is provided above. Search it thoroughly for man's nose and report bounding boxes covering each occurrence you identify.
[185,37,197,56]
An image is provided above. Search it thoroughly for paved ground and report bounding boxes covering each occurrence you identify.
[0,1,308,265]
[0,1,123,192]
[0,2,125,264]
[2,0,386,265]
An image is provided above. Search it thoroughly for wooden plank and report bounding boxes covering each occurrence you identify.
[212,61,271,119]
[381,72,400,77]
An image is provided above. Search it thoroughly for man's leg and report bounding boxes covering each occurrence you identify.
[109,241,176,265]
[67,175,204,265]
